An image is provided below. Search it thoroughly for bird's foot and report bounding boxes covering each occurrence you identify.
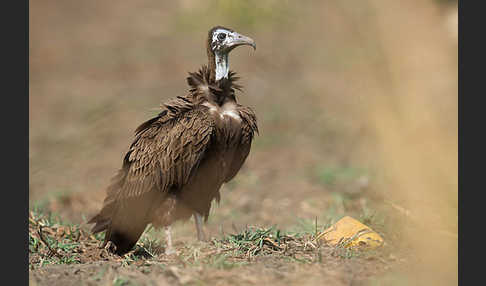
[164,225,176,255]
[194,213,207,242]
[196,231,207,242]
[165,247,176,256]
[102,241,117,253]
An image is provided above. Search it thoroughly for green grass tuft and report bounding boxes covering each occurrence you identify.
[315,166,368,188]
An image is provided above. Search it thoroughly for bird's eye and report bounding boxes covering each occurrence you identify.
[217,33,226,41]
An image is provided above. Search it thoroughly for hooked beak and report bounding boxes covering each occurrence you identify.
[227,32,256,51]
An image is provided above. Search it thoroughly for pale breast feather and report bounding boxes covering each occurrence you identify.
[222,110,241,121]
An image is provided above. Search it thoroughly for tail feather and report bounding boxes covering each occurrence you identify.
[88,215,110,234]
[88,202,115,234]
[88,196,153,256]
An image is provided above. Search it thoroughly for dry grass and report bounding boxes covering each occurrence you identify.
[29,209,400,285]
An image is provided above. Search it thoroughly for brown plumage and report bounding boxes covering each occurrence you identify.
[88,26,258,255]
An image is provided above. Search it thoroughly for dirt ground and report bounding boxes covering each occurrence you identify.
[29,0,458,285]
[29,207,405,286]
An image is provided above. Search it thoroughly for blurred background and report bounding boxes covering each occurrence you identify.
[30,0,457,284]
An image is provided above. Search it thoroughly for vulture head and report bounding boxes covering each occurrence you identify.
[207,26,256,81]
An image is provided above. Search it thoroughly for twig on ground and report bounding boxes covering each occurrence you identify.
[37,226,63,259]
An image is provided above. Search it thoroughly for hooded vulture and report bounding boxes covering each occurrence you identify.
[88,26,258,255]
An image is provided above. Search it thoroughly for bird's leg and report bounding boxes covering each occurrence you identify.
[164,225,176,255]
[194,213,207,241]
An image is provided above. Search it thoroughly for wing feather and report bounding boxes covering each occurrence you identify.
[120,106,215,198]
[224,105,258,182]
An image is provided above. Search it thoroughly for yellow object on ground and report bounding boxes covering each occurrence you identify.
[316,216,384,249]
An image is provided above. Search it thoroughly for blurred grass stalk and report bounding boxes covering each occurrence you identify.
[349,0,457,284]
